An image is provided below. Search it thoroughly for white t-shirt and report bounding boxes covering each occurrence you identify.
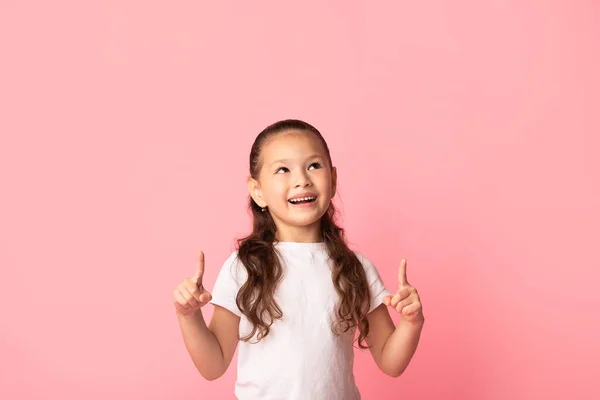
[210,241,390,400]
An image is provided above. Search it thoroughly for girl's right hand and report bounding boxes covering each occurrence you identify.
[173,251,213,317]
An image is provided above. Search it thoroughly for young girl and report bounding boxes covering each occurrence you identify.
[174,119,424,399]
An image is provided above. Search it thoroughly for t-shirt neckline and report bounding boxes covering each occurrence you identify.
[274,241,327,250]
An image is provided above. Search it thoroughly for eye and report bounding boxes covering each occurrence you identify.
[275,167,289,174]
[308,162,322,170]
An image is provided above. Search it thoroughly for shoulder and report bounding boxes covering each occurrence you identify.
[352,251,390,311]
[353,251,384,282]
[223,250,240,266]
[216,250,247,283]
[353,251,376,269]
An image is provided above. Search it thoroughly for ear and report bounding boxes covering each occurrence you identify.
[247,176,267,208]
[331,166,337,198]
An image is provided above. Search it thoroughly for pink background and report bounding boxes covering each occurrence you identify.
[1,1,598,399]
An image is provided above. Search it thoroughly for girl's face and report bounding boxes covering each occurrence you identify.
[248,130,337,242]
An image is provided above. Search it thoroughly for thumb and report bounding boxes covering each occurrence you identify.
[199,292,212,303]
[193,251,205,284]
[398,258,408,288]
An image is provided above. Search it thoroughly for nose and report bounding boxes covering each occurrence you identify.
[294,170,312,188]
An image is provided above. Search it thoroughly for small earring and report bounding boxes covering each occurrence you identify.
[261,207,266,212]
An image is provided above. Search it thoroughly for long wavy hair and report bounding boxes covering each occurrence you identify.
[235,119,372,349]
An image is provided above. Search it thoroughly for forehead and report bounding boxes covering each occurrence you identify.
[260,130,327,163]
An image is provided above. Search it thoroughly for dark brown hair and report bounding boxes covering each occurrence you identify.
[235,119,372,348]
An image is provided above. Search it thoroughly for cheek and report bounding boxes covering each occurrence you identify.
[264,180,288,200]
[316,175,333,194]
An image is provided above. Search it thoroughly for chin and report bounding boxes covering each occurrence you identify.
[276,212,321,228]
[287,216,320,227]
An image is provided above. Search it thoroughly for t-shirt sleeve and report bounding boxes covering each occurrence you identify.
[357,252,392,313]
[210,251,245,317]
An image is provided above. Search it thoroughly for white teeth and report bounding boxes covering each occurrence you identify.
[289,196,316,203]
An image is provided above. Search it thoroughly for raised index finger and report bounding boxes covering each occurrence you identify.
[398,258,408,287]
[193,251,205,284]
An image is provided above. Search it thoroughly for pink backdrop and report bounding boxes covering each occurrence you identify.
[1,1,598,399]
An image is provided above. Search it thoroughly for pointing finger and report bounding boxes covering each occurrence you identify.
[193,251,205,284]
[398,258,408,287]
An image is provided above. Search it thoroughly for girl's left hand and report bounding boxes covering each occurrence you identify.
[383,258,424,324]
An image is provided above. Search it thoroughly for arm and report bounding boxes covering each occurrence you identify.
[174,251,241,381]
[366,304,424,377]
[177,305,240,380]
[365,258,425,377]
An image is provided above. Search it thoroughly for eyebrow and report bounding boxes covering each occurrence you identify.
[269,154,323,167]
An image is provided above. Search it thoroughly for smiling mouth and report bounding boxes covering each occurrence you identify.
[288,196,317,205]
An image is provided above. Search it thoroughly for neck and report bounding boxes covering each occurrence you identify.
[274,222,322,243]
